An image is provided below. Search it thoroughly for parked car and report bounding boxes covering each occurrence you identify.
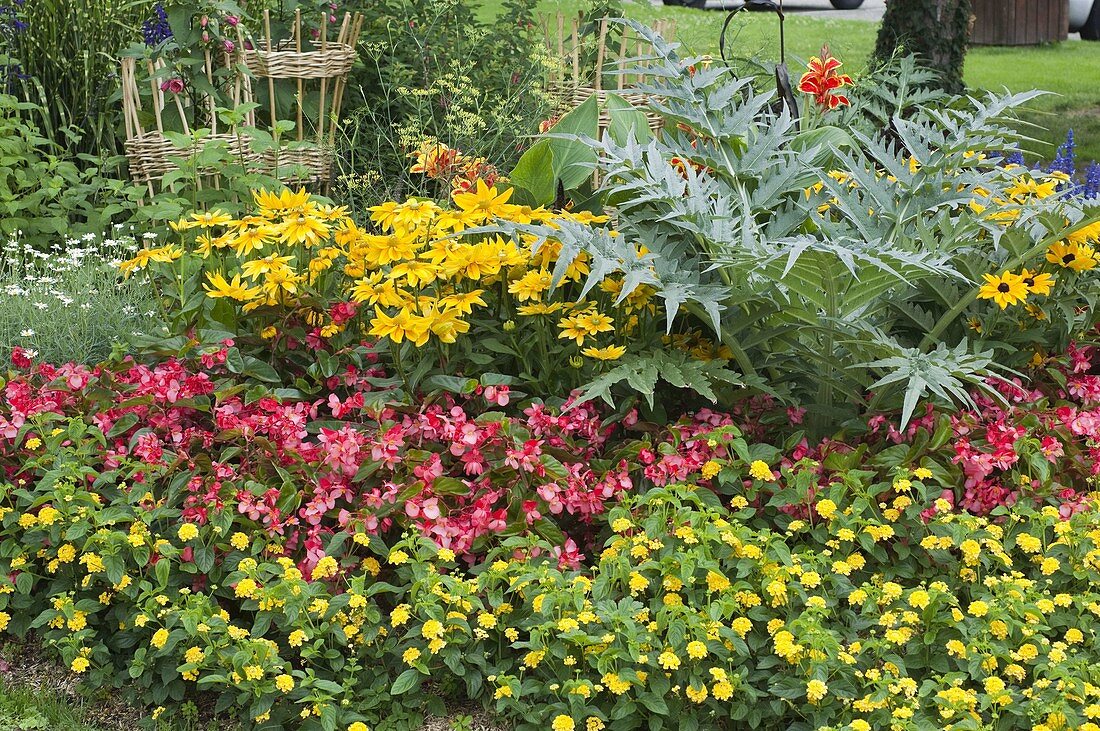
[1070,0,1100,39]
[662,0,864,8]
[663,0,1098,29]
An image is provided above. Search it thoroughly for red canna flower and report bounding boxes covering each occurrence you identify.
[798,44,853,110]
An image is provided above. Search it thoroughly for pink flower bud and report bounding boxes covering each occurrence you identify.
[160,78,185,94]
[225,14,239,26]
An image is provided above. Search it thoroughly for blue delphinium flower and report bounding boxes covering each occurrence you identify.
[1047,129,1076,177]
[142,3,172,47]
[1084,162,1100,200]
[0,3,28,33]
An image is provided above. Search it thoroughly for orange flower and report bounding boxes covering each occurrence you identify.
[798,44,853,110]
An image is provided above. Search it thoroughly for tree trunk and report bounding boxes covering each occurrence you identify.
[873,0,973,93]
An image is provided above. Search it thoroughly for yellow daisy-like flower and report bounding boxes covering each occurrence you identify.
[581,344,626,361]
[254,187,311,214]
[508,269,553,302]
[558,316,590,346]
[203,272,262,302]
[977,271,1028,309]
[278,214,330,248]
[517,302,565,316]
[188,209,234,228]
[451,179,514,223]
[1047,240,1097,271]
[1019,268,1055,296]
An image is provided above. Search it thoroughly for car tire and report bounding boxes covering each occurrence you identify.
[830,0,865,7]
[1082,0,1100,39]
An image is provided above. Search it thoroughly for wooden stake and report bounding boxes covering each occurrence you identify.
[594,17,608,91]
[147,58,164,135]
[295,8,303,142]
[317,11,328,142]
[264,10,277,133]
[571,17,580,86]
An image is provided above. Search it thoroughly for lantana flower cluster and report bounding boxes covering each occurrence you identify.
[4,334,1100,729]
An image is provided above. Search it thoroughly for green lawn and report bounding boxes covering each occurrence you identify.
[536,1,1100,164]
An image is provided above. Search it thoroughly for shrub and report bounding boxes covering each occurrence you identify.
[0,95,131,247]
[335,0,552,204]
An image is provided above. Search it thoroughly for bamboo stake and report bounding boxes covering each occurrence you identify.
[335,13,364,133]
[328,12,353,146]
[594,17,608,91]
[146,59,164,136]
[571,17,580,86]
[557,12,565,85]
[205,49,217,135]
[264,11,277,133]
[295,8,303,142]
[317,11,328,142]
[121,60,135,140]
[617,27,628,89]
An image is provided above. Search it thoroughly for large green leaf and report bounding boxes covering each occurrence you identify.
[510,139,556,206]
[549,94,600,191]
[605,93,653,146]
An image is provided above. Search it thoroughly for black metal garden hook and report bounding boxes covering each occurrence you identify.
[718,0,800,121]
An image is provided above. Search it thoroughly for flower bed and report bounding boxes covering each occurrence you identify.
[2,343,1100,729]
[4,23,1100,731]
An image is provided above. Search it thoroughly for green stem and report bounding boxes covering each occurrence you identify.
[814,270,838,433]
[392,341,410,394]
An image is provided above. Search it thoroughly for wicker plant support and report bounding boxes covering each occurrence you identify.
[543,14,675,138]
[239,9,364,150]
[121,54,258,191]
[120,10,363,193]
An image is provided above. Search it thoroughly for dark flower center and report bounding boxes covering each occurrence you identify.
[1064,253,1076,264]
[998,283,1011,293]
[1024,277,1035,287]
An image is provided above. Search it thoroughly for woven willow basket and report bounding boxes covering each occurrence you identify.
[242,40,357,79]
[120,9,362,192]
[549,86,664,137]
[543,14,675,138]
[123,131,257,184]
